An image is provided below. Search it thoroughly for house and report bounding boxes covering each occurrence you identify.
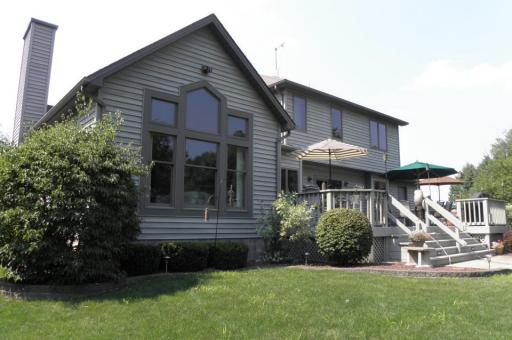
[13,15,504,264]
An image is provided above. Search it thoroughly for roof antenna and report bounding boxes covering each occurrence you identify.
[274,42,285,76]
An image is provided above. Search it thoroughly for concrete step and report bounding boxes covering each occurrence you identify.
[431,244,488,256]
[430,249,494,267]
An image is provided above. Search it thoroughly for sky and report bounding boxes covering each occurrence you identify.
[1,0,511,180]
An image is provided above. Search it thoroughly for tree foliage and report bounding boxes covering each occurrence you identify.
[450,129,512,202]
[0,94,148,284]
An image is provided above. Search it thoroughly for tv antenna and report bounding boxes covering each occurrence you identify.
[274,42,285,76]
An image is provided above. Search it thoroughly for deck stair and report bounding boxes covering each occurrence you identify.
[389,195,494,267]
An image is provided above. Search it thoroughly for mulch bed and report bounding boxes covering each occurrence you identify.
[290,262,512,278]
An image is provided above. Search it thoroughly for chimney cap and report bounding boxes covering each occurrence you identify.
[23,18,58,40]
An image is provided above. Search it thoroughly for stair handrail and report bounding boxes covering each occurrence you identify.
[424,197,468,233]
[387,212,412,235]
[388,194,426,231]
[426,213,467,247]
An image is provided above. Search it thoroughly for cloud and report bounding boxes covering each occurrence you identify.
[412,60,512,92]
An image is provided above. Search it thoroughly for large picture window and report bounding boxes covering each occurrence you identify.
[184,139,218,207]
[143,82,252,216]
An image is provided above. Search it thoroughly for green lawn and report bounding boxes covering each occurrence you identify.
[1,267,512,339]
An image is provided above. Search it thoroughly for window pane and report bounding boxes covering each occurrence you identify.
[288,170,298,192]
[398,186,408,201]
[227,145,246,171]
[378,123,387,150]
[152,134,175,162]
[293,96,306,130]
[331,108,342,139]
[228,115,248,138]
[370,121,379,148]
[185,139,217,167]
[281,169,286,192]
[151,99,176,126]
[184,167,216,207]
[227,171,245,209]
[186,88,219,134]
[150,163,172,204]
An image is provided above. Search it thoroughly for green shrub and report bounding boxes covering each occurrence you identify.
[208,242,249,270]
[0,94,148,284]
[316,208,373,265]
[161,242,209,272]
[120,243,162,276]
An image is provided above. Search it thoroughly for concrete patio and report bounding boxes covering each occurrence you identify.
[448,254,512,270]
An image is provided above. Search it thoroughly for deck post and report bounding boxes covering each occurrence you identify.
[326,191,333,211]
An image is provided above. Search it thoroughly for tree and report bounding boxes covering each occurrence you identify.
[0,94,149,284]
[449,163,478,200]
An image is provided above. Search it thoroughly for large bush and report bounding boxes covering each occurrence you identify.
[0,95,148,284]
[120,243,162,276]
[161,242,210,272]
[257,192,314,262]
[208,241,249,270]
[316,208,373,265]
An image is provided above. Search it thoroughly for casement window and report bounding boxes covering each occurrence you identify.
[142,82,252,216]
[293,95,306,130]
[227,145,247,209]
[281,169,298,193]
[150,133,175,205]
[331,107,342,139]
[370,120,387,151]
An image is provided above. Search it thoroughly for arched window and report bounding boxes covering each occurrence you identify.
[185,88,220,134]
[142,81,252,217]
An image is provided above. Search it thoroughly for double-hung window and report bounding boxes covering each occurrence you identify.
[370,120,387,151]
[293,95,306,130]
[281,169,298,193]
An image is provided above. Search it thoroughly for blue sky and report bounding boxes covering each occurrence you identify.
[1,0,511,176]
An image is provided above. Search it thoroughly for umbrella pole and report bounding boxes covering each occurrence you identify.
[328,149,332,188]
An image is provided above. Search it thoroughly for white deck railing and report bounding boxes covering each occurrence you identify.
[298,189,387,227]
[456,198,507,227]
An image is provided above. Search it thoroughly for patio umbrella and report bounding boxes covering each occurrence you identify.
[297,138,368,187]
[386,161,457,182]
[419,176,464,202]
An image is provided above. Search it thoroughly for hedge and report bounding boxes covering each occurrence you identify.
[161,242,210,272]
[208,242,249,270]
[120,243,161,276]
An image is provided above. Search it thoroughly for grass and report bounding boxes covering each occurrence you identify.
[1,267,512,339]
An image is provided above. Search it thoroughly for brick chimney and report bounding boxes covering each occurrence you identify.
[13,18,58,144]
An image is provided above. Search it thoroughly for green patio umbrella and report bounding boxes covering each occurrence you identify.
[386,161,457,182]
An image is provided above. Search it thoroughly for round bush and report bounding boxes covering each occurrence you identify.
[315,208,373,265]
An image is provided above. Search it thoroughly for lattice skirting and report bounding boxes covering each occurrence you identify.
[368,237,386,263]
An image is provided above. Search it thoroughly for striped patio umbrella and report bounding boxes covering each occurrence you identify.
[297,138,368,186]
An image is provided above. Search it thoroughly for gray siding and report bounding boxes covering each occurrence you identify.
[99,27,281,240]
[13,21,56,144]
[282,89,401,174]
[302,161,365,188]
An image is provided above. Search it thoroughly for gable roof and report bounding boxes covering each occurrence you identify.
[262,75,408,126]
[36,14,295,131]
